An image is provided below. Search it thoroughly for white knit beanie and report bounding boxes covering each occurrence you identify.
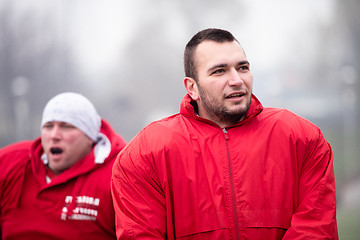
[41,92,101,142]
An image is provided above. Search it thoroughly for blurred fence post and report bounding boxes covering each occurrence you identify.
[340,65,358,179]
[11,76,30,141]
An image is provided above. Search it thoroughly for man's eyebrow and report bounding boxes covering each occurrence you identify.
[237,60,250,66]
[207,64,227,74]
[207,60,250,74]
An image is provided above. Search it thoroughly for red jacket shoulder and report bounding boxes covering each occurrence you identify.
[0,140,33,170]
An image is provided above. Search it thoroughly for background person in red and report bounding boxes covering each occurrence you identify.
[0,92,126,240]
[111,28,338,239]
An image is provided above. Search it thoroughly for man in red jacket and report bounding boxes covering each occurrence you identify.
[111,28,338,239]
[0,92,126,240]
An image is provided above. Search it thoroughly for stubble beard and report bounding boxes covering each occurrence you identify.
[198,86,252,127]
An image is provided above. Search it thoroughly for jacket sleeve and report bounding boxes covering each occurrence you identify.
[283,129,338,239]
[111,145,167,240]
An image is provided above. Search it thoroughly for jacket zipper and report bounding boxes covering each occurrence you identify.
[222,128,240,240]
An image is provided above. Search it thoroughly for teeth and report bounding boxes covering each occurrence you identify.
[228,93,243,98]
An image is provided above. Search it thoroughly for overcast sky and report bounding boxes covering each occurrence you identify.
[65,0,335,77]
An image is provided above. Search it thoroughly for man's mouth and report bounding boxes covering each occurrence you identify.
[50,147,63,155]
[226,93,245,99]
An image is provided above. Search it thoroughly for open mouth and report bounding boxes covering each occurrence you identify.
[50,147,63,155]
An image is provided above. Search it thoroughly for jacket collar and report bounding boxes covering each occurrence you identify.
[180,93,263,127]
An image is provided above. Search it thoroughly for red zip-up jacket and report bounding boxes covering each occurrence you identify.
[0,119,126,240]
[111,94,338,239]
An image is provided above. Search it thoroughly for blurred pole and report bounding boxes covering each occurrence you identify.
[11,76,29,141]
[340,65,358,179]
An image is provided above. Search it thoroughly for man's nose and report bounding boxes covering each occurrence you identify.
[228,68,243,86]
[50,125,61,139]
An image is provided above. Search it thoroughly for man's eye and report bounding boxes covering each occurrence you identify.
[43,124,53,129]
[238,66,249,71]
[212,69,224,75]
[62,124,75,129]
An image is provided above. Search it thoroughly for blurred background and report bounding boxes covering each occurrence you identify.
[0,0,359,238]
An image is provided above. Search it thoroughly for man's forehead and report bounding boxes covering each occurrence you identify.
[44,121,75,126]
[195,40,247,66]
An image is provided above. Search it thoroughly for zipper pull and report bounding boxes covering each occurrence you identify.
[222,128,229,140]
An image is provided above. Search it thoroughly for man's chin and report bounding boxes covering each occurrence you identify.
[225,105,250,120]
[48,155,63,162]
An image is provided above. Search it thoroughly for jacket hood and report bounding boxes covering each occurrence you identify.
[180,94,263,127]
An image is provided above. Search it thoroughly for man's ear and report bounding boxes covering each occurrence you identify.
[184,77,199,101]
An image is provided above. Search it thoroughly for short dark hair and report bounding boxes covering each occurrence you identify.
[184,28,238,81]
